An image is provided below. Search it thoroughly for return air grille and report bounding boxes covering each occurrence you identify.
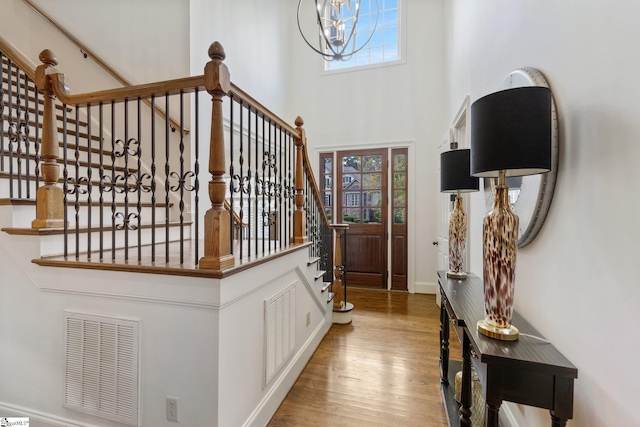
[64,312,139,426]
[264,284,296,387]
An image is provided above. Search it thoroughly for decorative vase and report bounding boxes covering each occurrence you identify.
[477,181,519,340]
[447,195,467,279]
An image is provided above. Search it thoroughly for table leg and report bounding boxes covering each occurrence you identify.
[459,332,472,427]
[551,415,567,427]
[485,402,501,427]
[439,292,450,385]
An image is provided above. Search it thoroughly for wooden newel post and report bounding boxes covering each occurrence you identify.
[292,117,308,244]
[32,49,65,229]
[332,224,349,310]
[199,42,235,270]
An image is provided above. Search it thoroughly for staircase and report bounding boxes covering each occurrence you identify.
[0,26,342,426]
[1,54,185,259]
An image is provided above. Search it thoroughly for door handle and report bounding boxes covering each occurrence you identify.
[432,241,439,246]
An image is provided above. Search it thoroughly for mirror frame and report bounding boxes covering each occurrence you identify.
[483,67,559,248]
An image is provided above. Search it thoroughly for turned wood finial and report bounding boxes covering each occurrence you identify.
[208,42,226,61]
[39,49,58,66]
[295,116,304,127]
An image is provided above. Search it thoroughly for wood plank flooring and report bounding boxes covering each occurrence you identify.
[269,288,461,427]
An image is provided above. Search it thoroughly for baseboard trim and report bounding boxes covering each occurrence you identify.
[0,402,102,427]
[415,281,437,294]
[499,402,519,427]
[242,317,330,427]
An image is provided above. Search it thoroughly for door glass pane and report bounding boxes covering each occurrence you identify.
[363,208,382,224]
[393,172,406,189]
[321,155,333,220]
[342,155,361,172]
[394,208,406,224]
[393,153,406,171]
[362,155,383,172]
[343,208,361,223]
[394,190,406,207]
[363,190,382,207]
[342,173,361,190]
[362,173,382,190]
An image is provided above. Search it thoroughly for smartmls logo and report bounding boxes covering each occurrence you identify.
[0,418,29,426]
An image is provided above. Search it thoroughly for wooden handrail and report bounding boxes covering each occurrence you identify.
[299,132,332,230]
[229,83,298,136]
[49,73,206,106]
[20,0,189,134]
[0,35,37,80]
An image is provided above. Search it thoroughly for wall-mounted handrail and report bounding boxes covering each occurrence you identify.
[0,35,37,80]
[20,0,189,134]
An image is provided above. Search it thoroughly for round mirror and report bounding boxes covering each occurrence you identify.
[483,68,559,248]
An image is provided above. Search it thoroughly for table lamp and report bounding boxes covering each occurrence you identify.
[440,145,479,279]
[470,86,551,341]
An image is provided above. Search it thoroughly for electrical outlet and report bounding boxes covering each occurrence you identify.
[306,311,311,326]
[166,396,179,422]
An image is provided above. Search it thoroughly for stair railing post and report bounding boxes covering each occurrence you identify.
[332,224,349,309]
[292,117,308,244]
[32,49,65,229]
[199,42,235,270]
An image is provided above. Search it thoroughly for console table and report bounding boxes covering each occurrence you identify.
[438,271,578,427]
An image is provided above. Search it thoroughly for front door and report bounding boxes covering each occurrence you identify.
[337,149,388,288]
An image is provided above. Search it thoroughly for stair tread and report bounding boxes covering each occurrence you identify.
[307,256,321,266]
[0,149,136,173]
[314,270,326,280]
[321,282,331,293]
[0,197,171,208]
[2,220,191,236]
[3,126,104,143]
[1,112,89,131]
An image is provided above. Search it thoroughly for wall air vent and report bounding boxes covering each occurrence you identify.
[264,283,296,387]
[64,312,139,426]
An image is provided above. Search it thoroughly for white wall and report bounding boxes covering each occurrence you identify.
[291,0,447,292]
[0,206,331,427]
[445,1,640,425]
[8,0,190,89]
[189,0,295,121]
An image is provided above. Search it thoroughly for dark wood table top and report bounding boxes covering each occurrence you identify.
[438,270,577,378]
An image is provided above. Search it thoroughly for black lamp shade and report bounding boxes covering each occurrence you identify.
[440,149,479,193]
[470,86,552,178]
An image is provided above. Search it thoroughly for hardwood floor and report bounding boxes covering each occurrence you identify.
[269,288,461,427]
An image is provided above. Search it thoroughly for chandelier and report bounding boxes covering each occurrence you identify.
[297,0,379,61]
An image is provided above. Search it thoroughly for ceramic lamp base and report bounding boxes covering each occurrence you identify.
[446,271,467,279]
[477,319,519,341]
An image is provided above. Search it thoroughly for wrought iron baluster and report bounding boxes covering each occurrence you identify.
[151,96,157,262]
[34,86,40,191]
[137,98,143,262]
[110,102,116,260]
[21,70,31,199]
[86,105,93,257]
[7,59,14,198]
[229,96,235,255]
[0,52,4,173]
[123,100,129,261]
[164,94,170,263]
[62,106,69,257]
[193,90,200,265]
[278,127,283,245]
[238,101,244,259]
[15,65,23,199]
[72,106,83,258]
[98,103,104,259]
